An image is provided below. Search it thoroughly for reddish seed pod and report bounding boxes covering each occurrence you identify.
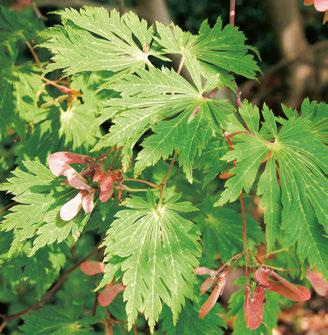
[195,267,214,276]
[80,261,105,276]
[98,283,125,307]
[268,270,311,302]
[199,274,226,319]
[218,171,234,180]
[82,190,95,213]
[60,191,84,221]
[200,277,217,295]
[254,267,270,288]
[306,270,328,297]
[244,285,265,329]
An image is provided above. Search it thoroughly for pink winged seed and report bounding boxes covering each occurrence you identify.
[98,283,125,307]
[195,267,214,276]
[244,285,265,329]
[80,261,105,276]
[314,0,328,11]
[200,277,217,295]
[199,276,226,318]
[48,152,91,176]
[306,270,328,297]
[82,190,95,213]
[268,270,311,302]
[254,267,270,288]
[60,191,84,221]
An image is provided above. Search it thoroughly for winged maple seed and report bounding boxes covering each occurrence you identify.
[306,270,328,297]
[244,284,265,329]
[242,266,311,330]
[304,0,328,23]
[254,266,311,302]
[195,267,228,318]
[48,151,124,221]
[79,261,125,307]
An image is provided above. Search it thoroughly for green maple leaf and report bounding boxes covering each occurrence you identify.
[0,243,66,299]
[196,199,263,261]
[0,60,44,138]
[41,7,163,76]
[0,161,90,255]
[155,17,260,81]
[101,195,201,331]
[19,306,96,335]
[161,299,226,335]
[0,5,43,44]
[215,100,328,276]
[95,67,234,178]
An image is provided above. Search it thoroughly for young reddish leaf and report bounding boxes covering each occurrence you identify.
[244,285,265,329]
[306,270,328,297]
[268,270,311,302]
[199,275,226,318]
[98,283,125,307]
[60,191,84,221]
[254,267,270,288]
[82,190,95,213]
[195,267,214,276]
[200,276,217,295]
[80,261,105,276]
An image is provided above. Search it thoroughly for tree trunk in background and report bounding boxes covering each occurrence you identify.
[136,0,171,24]
[263,0,320,107]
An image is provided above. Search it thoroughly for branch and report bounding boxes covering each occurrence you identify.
[229,0,236,25]
[0,245,100,322]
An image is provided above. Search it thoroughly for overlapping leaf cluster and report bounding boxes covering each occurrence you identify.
[0,4,327,335]
[216,99,328,276]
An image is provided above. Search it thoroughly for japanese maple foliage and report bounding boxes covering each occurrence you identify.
[0,1,327,335]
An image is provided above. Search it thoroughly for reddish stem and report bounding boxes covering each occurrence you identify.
[229,0,236,26]
[224,132,249,277]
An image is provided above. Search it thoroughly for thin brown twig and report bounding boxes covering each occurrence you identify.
[25,41,42,68]
[227,0,250,282]
[92,293,99,316]
[215,252,243,274]
[31,1,47,20]
[0,321,7,333]
[0,202,16,216]
[229,0,236,26]
[124,178,160,189]
[0,245,100,322]
[159,152,177,205]
[177,55,185,75]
